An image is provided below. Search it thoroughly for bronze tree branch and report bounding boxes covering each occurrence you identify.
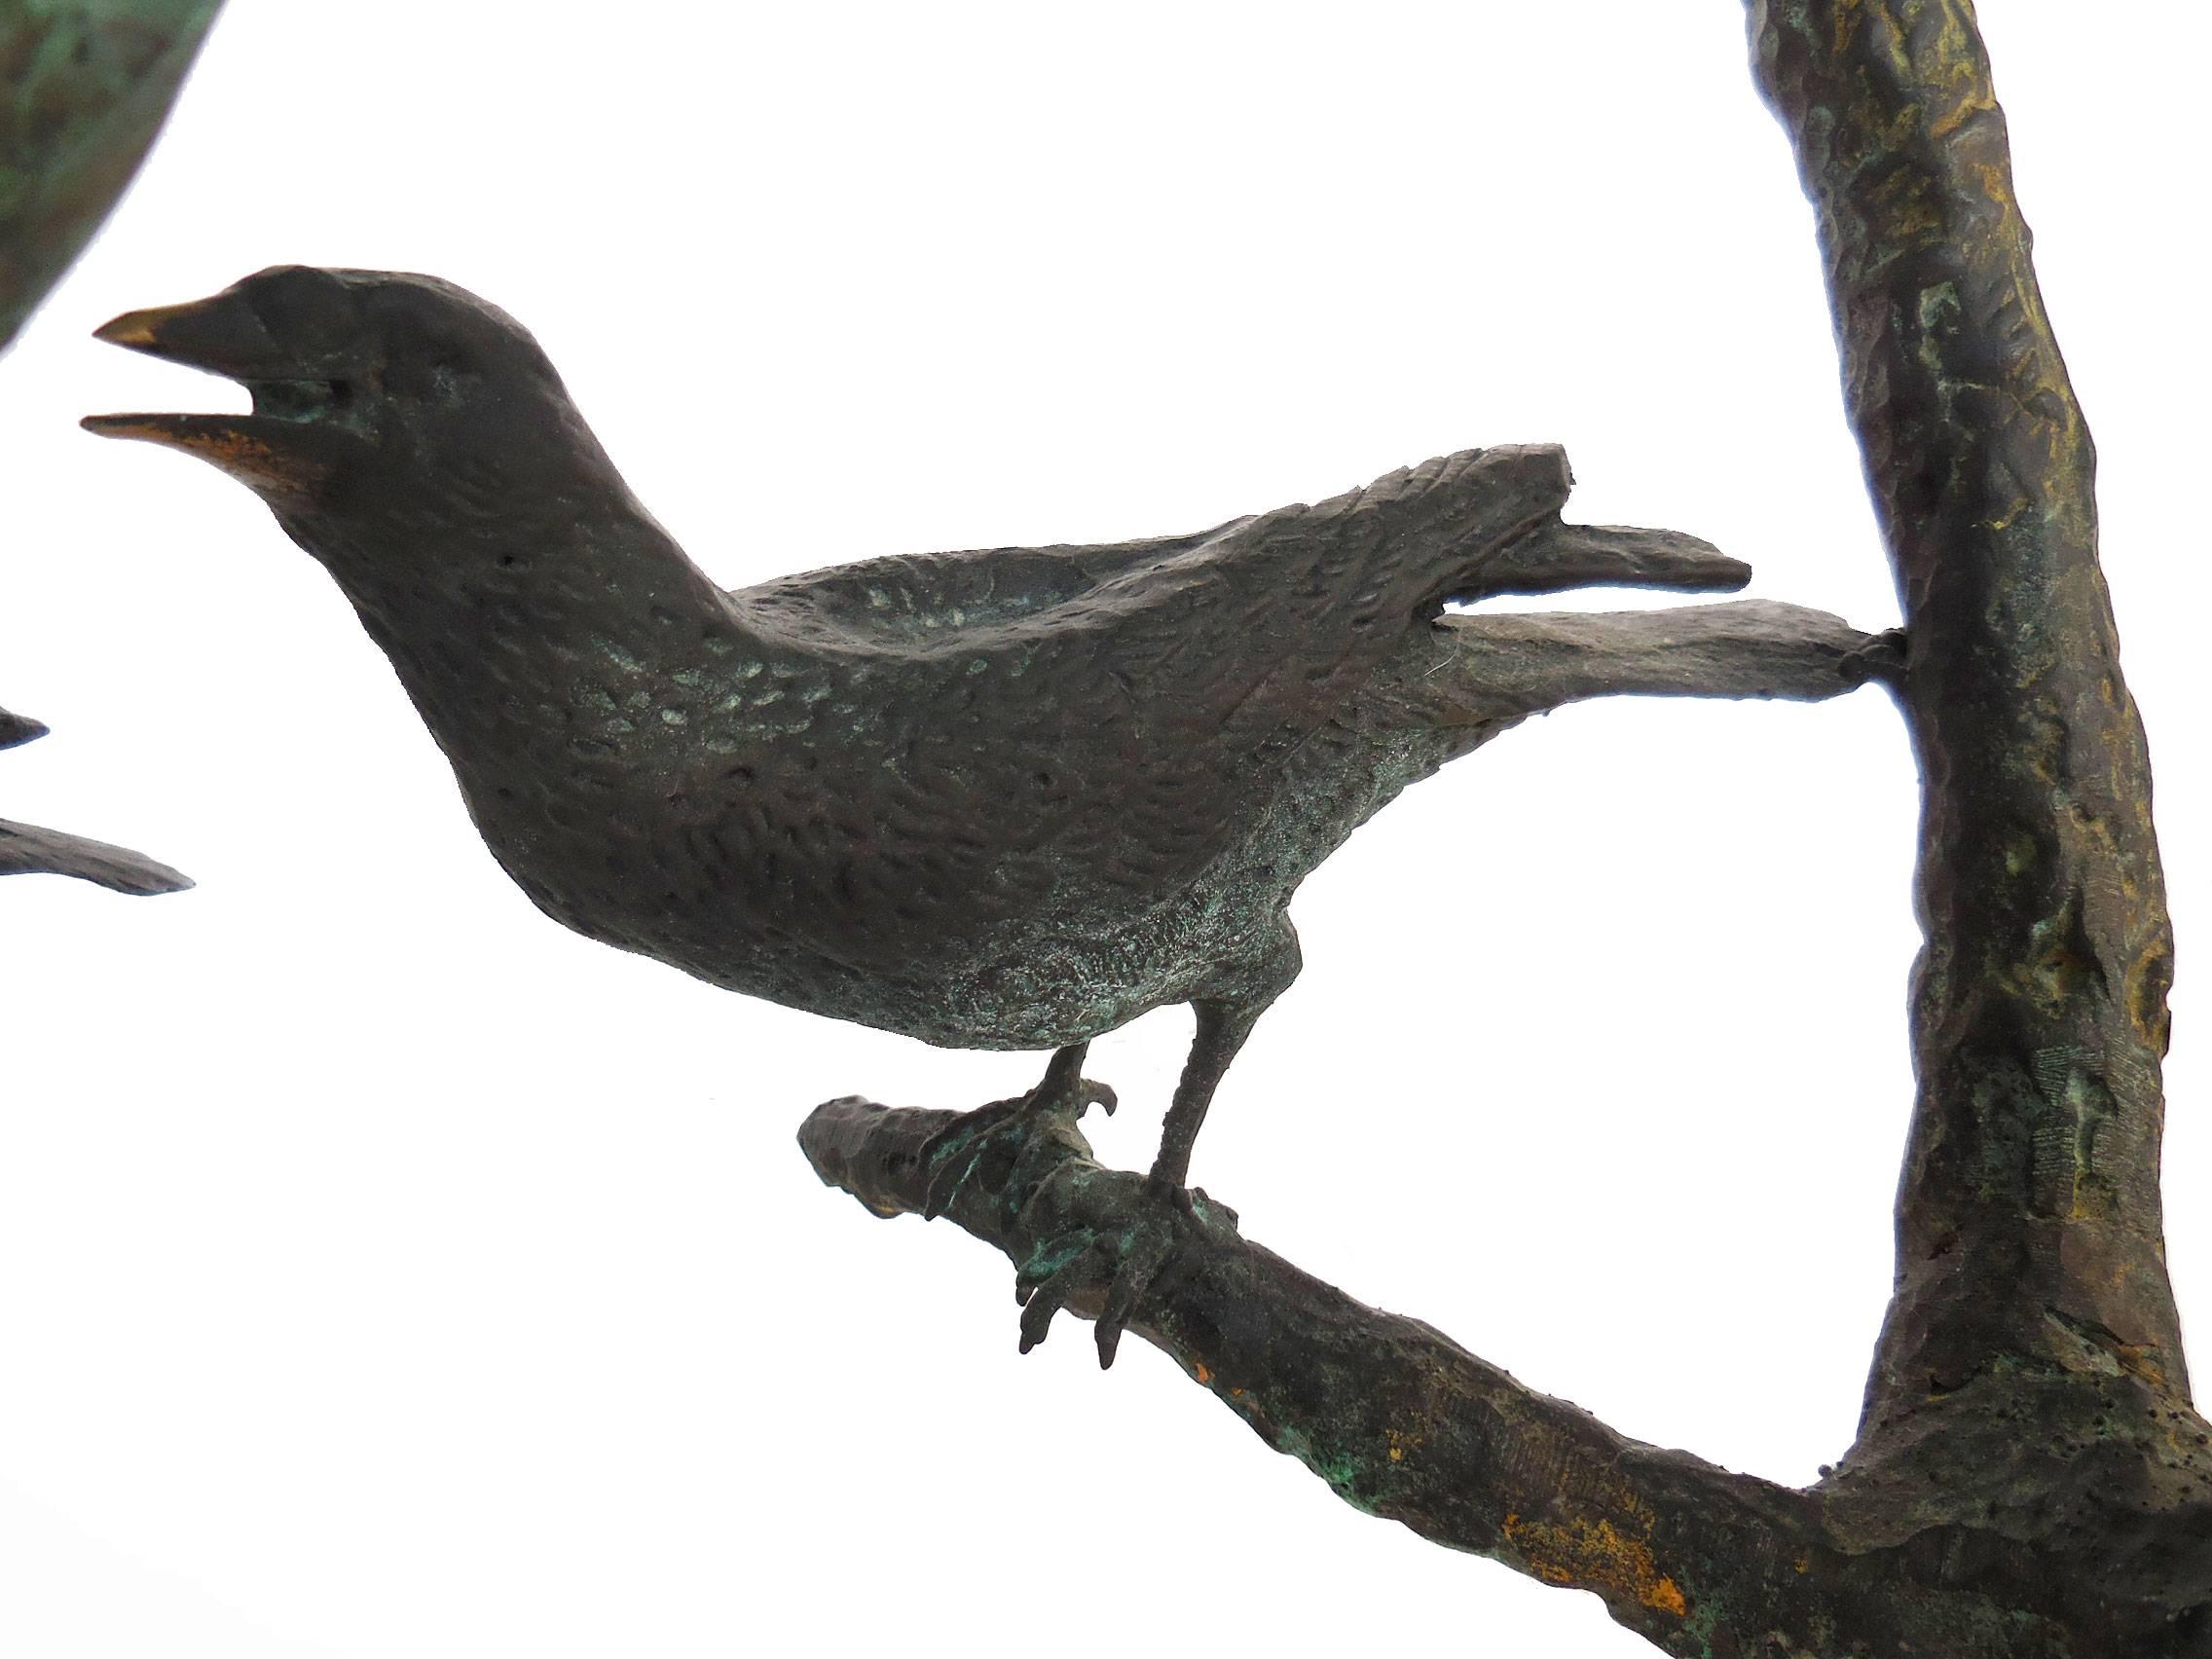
[803,3,2211,1652]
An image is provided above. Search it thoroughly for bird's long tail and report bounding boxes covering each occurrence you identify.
[1404,600,1899,725]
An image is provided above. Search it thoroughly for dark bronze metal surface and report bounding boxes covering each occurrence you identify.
[88,265,1888,1209]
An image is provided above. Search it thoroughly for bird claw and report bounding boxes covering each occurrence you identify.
[916,1071,1118,1220]
[1014,1228,1174,1368]
[918,1098,1018,1221]
[1014,1176,1230,1369]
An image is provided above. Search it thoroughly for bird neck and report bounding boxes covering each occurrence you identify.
[281,473,757,779]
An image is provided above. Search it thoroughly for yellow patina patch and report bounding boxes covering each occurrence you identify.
[1501,1509,1687,1619]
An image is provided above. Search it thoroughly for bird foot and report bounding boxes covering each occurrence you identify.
[917,1071,1118,1221]
[1014,1175,1237,1369]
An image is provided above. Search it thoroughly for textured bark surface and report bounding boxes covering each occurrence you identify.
[1752,0,2187,1436]
[804,1094,1820,1652]
[805,1096,2211,1656]
[807,3,2210,1653]
[1749,2,2208,1639]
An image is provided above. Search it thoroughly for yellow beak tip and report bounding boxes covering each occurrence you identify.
[93,315,159,349]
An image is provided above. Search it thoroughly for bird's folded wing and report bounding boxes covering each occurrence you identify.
[711,453,1582,962]
[734,520,1255,645]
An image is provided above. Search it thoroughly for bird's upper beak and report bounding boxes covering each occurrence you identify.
[91,290,293,378]
[82,288,361,498]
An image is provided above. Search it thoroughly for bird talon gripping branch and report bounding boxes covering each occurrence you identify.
[1014,1198,1208,1369]
[89,265,1890,1195]
[916,1098,1025,1222]
[916,1050,1119,1218]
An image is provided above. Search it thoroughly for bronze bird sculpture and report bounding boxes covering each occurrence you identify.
[86,267,1890,1354]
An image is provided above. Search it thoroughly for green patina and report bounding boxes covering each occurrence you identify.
[2,0,223,353]
[1264,1422,1372,1514]
[809,5,2212,1652]
[2,3,209,888]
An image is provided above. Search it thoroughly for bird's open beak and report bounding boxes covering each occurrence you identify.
[82,290,353,498]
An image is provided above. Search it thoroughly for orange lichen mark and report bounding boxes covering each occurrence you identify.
[1914,1,1993,140]
[1794,1552,1813,1575]
[1925,84,1996,142]
[1644,1572,1688,1618]
[1384,1427,1423,1465]
[1501,1510,1687,1620]
[1193,1362,1212,1386]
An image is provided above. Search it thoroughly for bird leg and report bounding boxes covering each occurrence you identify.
[1032,1041,1119,1119]
[1152,996,1268,1192]
[1015,980,1286,1367]
[908,1007,1269,1364]
[917,1041,1117,1219]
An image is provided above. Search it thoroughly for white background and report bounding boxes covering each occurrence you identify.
[1,4,2202,1654]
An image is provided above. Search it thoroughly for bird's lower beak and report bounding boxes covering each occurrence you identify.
[79,409,325,496]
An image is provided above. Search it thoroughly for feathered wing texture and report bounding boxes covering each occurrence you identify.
[737,523,1255,643]
[700,447,1574,980]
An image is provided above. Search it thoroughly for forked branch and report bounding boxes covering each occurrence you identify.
[803,2,2212,1651]
[803,1094,2204,1656]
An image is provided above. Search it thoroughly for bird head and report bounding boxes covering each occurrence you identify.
[84,266,583,517]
